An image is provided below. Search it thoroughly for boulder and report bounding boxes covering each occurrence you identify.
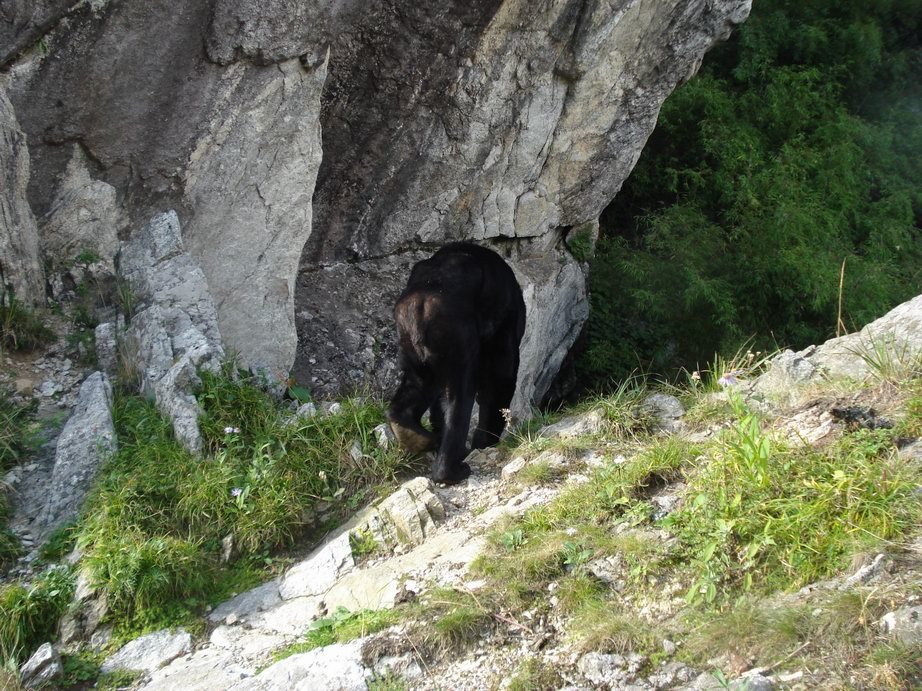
[37,371,115,538]
[752,294,922,401]
[879,605,922,645]
[19,643,62,690]
[100,628,193,674]
[642,393,686,433]
[539,409,606,439]
[119,211,224,452]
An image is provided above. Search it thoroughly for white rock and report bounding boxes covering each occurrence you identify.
[539,410,606,439]
[501,456,527,480]
[100,628,192,674]
[208,580,281,625]
[879,605,922,644]
[19,643,62,689]
[373,423,394,449]
[296,402,317,419]
[235,640,367,691]
[279,532,355,600]
[144,647,250,691]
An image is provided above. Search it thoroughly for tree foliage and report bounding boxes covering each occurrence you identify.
[580,0,922,385]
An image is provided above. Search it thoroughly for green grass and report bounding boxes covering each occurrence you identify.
[405,587,494,654]
[686,588,922,688]
[896,381,922,438]
[71,366,414,632]
[507,658,565,690]
[96,668,142,690]
[524,436,698,531]
[847,335,922,384]
[567,597,659,654]
[0,294,53,353]
[668,413,921,603]
[0,389,40,471]
[0,566,75,665]
[0,390,39,568]
[273,606,399,662]
[465,374,922,667]
[367,671,410,691]
[35,522,78,565]
[61,649,102,687]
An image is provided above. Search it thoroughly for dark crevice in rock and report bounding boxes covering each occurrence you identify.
[0,0,84,69]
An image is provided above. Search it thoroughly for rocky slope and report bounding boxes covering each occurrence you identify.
[2,0,751,411]
[48,292,914,691]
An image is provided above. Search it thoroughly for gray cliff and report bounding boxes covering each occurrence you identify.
[1,0,751,411]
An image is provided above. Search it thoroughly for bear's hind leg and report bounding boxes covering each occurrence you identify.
[388,371,437,454]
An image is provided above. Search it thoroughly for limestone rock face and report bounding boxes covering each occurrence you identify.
[39,145,122,272]
[183,54,327,377]
[0,85,44,304]
[37,371,115,538]
[7,0,752,405]
[120,211,225,453]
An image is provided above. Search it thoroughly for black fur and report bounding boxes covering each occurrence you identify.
[388,242,526,484]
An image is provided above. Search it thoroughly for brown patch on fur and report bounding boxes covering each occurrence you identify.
[389,420,436,454]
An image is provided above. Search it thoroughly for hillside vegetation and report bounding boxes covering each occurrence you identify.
[581,0,922,385]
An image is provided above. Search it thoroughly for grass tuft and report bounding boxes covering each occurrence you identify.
[668,406,921,603]
[0,293,53,353]
[273,606,399,662]
[71,367,413,633]
[0,390,40,471]
[0,566,75,665]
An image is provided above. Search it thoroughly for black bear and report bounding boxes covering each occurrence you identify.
[388,242,526,484]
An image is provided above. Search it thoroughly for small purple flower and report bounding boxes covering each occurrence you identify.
[717,371,739,388]
[231,487,243,498]
[224,426,241,435]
